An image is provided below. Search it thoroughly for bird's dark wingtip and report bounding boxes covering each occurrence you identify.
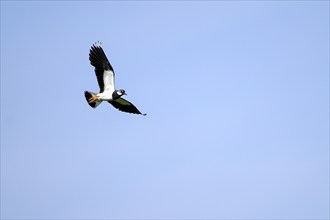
[142,113,147,116]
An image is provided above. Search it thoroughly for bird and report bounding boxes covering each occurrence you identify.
[84,42,146,116]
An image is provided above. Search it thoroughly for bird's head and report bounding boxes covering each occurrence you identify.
[116,89,127,96]
[112,89,127,100]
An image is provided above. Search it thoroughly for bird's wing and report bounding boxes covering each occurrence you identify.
[108,98,146,115]
[89,42,115,93]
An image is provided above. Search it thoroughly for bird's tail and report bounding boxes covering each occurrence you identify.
[84,91,102,108]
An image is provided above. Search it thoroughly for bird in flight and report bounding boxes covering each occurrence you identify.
[84,42,146,116]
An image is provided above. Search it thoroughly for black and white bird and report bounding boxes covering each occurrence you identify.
[84,42,146,116]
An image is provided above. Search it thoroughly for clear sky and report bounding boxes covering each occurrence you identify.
[1,1,329,219]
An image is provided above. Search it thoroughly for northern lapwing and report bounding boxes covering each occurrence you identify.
[84,42,146,116]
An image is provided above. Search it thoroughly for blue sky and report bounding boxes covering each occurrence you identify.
[1,1,329,219]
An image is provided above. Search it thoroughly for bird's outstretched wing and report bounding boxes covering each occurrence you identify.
[108,98,146,115]
[89,42,115,93]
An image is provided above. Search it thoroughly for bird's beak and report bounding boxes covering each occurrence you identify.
[124,92,127,96]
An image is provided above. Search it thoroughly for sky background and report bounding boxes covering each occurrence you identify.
[1,1,329,219]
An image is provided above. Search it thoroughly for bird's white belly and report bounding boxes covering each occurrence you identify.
[98,90,113,101]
